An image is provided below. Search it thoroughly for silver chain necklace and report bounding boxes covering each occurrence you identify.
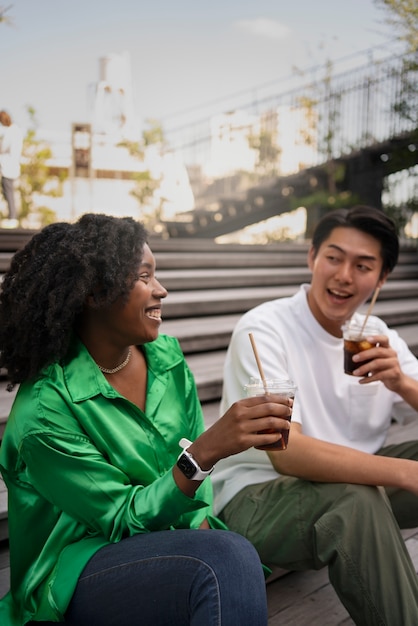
[97,348,132,374]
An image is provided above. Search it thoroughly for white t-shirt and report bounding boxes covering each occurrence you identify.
[0,123,23,179]
[212,284,418,514]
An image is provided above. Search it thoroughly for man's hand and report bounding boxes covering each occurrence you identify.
[352,334,418,411]
[353,333,404,390]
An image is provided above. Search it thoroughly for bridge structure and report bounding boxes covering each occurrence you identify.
[162,48,418,239]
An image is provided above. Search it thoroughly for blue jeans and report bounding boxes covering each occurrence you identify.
[64,529,268,626]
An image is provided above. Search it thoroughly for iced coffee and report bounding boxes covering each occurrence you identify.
[244,377,297,450]
[342,320,380,375]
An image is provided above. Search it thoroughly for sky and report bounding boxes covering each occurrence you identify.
[0,0,398,137]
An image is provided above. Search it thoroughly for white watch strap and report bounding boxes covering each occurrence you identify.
[179,437,193,449]
[178,438,214,480]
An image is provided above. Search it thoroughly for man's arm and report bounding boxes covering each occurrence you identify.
[267,422,418,494]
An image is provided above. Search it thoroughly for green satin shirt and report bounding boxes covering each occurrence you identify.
[0,334,217,624]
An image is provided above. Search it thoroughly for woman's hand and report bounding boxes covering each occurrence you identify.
[189,394,292,470]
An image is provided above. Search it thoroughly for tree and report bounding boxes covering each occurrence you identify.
[375,1,418,236]
[375,0,418,51]
[18,107,66,226]
[375,0,418,126]
[129,170,161,211]
[142,118,165,148]
[247,128,281,178]
[118,119,165,228]
[287,58,360,235]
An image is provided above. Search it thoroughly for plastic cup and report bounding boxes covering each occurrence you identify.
[342,320,380,376]
[244,377,297,450]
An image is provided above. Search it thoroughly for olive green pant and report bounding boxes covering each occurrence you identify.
[218,441,418,626]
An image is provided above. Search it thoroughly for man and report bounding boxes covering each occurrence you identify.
[0,110,23,227]
[212,205,418,625]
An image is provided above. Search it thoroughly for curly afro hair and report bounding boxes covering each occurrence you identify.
[0,213,148,389]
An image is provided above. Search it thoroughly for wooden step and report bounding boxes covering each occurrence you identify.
[161,285,418,320]
[369,298,418,326]
[0,235,415,276]
[188,321,418,404]
[155,250,310,270]
[0,320,417,439]
[163,309,418,357]
[158,267,312,290]
[0,229,38,251]
[149,238,311,254]
[154,247,418,271]
[162,314,241,353]
[156,264,418,292]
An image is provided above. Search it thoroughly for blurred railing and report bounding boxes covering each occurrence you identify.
[164,47,418,173]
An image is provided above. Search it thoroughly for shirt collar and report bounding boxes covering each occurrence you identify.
[62,334,184,403]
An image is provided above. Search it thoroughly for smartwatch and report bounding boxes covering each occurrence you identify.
[176,438,214,481]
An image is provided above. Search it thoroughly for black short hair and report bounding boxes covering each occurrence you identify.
[311,205,399,276]
[0,213,148,388]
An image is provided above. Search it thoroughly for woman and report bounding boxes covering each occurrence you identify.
[0,214,291,625]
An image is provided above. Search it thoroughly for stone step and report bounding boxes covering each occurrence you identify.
[0,319,417,436]
[156,263,418,291]
[160,284,418,319]
[186,322,418,403]
[0,234,416,274]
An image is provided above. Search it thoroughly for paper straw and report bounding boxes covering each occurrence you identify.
[360,285,381,335]
[248,332,268,393]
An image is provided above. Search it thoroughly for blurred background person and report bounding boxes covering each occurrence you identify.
[0,110,23,228]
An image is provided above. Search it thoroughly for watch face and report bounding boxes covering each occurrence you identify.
[177,453,197,479]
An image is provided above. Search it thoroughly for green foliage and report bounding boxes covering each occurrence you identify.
[392,55,418,126]
[129,170,161,207]
[375,0,418,51]
[247,129,281,177]
[290,189,358,212]
[373,3,418,228]
[17,107,65,226]
[383,201,415,234]
[142,119,165,147]
[117,140,145,160]
[35,206,58,226]
[130,170,166,233]
[123,119,168,223]
[281,61,348,219]
[295,95,319,148]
